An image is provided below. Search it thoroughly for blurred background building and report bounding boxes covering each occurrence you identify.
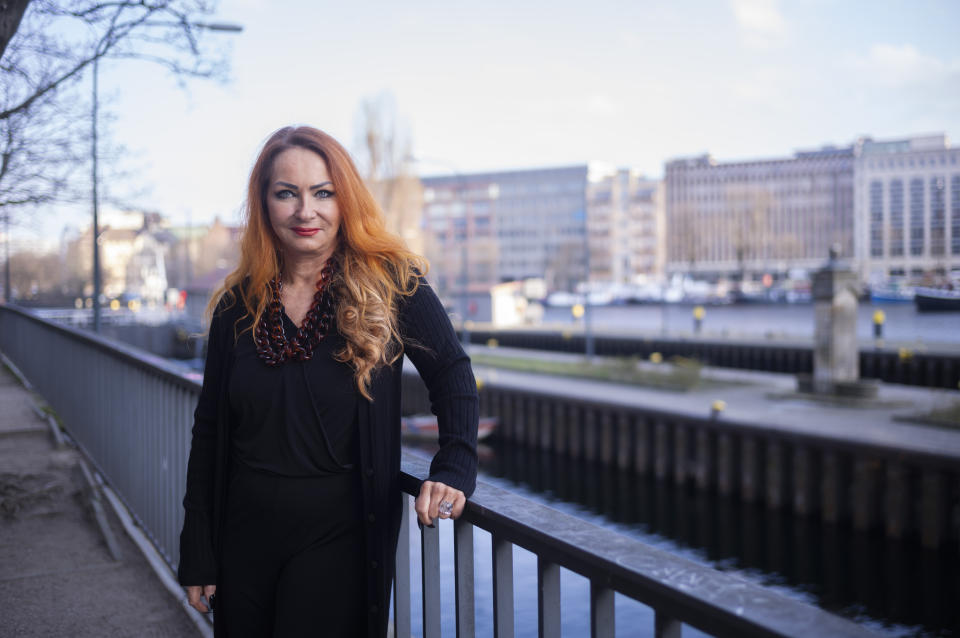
[856,134,960,285]
[664,145,855,284]
[586,168,665,285]
[422,166,590,295]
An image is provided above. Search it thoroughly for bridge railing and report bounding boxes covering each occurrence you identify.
[0,305,876,637]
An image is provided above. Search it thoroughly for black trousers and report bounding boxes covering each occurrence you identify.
[215,462,367,637]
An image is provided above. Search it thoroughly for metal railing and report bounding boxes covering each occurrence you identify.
[0,305,877,637]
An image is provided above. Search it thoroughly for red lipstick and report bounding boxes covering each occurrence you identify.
[292,227,320,236]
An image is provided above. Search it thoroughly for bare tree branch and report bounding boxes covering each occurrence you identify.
[0,0,230,222]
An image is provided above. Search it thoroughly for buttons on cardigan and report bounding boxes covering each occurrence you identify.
[369,604,379,615]
[365,467,374,477]
[367,513,376,524]
[370,559,378,569]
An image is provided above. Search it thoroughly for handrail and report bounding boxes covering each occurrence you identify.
[0,304,878,637]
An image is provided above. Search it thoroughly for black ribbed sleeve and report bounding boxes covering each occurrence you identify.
[398,279,479,497]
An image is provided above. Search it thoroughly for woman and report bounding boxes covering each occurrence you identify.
[177,126,479,637]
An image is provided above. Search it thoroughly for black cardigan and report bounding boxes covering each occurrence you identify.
[177,278,479,638]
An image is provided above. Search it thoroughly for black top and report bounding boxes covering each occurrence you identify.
[228,312,357,476]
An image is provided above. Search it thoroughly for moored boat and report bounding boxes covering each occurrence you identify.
[869,282,915,304]
[914,286,960,312]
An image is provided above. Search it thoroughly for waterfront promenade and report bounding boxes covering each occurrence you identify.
[0,367,201,638]
[468,344,960,462]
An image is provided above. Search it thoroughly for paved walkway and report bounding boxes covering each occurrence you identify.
[0,366,201,638]
[467,344,960,461]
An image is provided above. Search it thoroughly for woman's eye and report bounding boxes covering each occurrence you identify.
[314,189,335,199]
[274,189,294,199]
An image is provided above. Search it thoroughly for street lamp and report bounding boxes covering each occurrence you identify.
[90,21,243,332]
[3,212,10,303]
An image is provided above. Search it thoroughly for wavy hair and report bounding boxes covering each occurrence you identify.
[208,126,428,400]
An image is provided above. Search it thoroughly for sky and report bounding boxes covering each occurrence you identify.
[33,0,960,242]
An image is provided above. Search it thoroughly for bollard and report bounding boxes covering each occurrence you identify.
[693,305,705,334]
[710,400,726,420]
[873,309,885,345]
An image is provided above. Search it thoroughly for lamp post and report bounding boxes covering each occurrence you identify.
[583,199,595,359]
[89,21,242,332]
[3,212,10,303]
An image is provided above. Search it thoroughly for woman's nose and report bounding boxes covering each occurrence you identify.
[294,196,314,218]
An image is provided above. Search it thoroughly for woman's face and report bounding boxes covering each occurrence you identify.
[266,147,341,261]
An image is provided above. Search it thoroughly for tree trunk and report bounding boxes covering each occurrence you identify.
[0,0,32,61]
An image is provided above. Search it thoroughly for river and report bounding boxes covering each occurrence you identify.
[402,439,958,638]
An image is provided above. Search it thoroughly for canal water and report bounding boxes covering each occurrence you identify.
[402,440,958,638]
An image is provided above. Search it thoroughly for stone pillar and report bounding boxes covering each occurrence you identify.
[807,245,861,394]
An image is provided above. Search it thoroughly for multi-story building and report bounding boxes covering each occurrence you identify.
[586,168,664,284]
[65,209,170,303]
[421,166,590,295]
[855,134,960,283]
[664,147,855,282]
[422,165,666,301]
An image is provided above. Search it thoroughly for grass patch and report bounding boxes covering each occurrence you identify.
[470,352,703,391]
[897,400,960,431]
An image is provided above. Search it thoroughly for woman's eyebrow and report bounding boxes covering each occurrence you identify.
[273,181,333,189]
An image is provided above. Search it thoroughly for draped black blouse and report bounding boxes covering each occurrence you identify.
[228,312,357,475]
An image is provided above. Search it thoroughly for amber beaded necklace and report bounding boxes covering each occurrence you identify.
[255,257,336,366]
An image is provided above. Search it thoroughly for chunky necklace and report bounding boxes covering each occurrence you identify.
[255,258,336,366]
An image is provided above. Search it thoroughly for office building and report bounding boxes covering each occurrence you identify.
[855,134,960,282]
[586,169,664,283]
[664,147,855,281]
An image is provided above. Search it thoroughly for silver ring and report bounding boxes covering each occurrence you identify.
[438,500,453,517]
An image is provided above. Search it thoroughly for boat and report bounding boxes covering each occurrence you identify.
[869,282,915,304]
[914,286,960,312]
[401,415,499,441]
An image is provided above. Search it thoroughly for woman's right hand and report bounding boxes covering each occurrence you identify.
[186,584,217,613]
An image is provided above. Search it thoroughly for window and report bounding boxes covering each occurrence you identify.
[909,178,924,256]
[869,180,883,257]
[952,175,960,255]
[931,177,945,256]
[890,179,904,256]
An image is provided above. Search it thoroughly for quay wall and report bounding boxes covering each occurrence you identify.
[464,329,960,391]
[402,371,960,550]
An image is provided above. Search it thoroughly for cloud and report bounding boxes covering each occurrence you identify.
[730,0,786,48]
[584,94,623,117]
[845,43,960,89]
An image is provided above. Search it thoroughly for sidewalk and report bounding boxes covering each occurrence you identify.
[467,344,960,461]
[0,366,201,638]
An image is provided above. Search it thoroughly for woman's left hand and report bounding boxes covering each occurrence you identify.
[415,480,466,526]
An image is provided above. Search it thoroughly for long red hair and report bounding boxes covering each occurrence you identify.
[209,126,427,399]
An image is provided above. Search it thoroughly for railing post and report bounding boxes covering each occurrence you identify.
[421,519,442,638]
[454,518,475,638]
[492,533,514,638]
[590,580,615,638]
[655,611,682,638]
[393,494,411,638]
[537,557,560,638]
